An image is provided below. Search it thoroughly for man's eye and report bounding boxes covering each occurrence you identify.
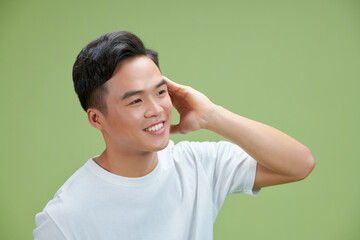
[158,90,166,95]
[130,99,142,105]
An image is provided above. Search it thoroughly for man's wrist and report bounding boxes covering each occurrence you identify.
[202,104,224,131]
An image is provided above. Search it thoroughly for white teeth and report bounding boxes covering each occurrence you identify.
[145,122,164,132]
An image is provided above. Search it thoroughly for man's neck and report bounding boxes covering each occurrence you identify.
[93,148,158,178]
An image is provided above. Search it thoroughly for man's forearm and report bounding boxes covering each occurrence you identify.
[205,105,314,179]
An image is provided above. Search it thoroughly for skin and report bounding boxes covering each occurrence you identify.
[87,56,172,177]
[165,77,315,189]
[88,55,315,189]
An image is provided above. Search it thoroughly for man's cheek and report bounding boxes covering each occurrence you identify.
[165,94,173,108]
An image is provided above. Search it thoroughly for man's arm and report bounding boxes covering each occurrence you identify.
[33,211,67,240]
[164,76,315,190]
[205,105,315,189]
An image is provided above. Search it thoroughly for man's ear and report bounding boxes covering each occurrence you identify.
[87,108,105,130]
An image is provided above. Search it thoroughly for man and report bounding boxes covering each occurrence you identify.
[33,31,315,239]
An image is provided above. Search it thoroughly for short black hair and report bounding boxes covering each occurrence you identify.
[72,31,159,114]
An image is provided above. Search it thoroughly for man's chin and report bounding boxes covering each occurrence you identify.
[150,137,170,152]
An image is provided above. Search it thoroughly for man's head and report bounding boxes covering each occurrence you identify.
[73,31,159,114]
[72,31,172,153]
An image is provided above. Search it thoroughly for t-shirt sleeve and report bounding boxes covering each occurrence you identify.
[176,141,259,210]
[33,211,67,240]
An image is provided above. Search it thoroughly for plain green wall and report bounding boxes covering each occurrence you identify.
[1,0,359,239]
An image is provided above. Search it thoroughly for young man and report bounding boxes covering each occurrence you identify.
[33,31,315,240]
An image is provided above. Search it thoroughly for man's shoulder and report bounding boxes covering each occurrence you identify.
[42,160,96,216]
[168,140,229,166]
[170,140,235,155]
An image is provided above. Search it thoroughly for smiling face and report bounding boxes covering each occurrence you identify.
[95,56,173,155]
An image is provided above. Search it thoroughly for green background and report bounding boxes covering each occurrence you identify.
[1,0,359,239]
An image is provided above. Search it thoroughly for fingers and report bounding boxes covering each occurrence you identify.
[170,124,189,135]
[162,76,180,88]
[163,76,187,96]
[170,124,181,134]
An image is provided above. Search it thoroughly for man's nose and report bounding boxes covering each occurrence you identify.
[144,98,163,118]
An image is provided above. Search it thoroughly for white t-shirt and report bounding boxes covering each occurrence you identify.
[33,140,259,240]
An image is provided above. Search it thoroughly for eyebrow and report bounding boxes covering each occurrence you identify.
[121,79,167,100]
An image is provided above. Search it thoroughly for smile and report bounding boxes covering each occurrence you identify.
[144,122,165,132]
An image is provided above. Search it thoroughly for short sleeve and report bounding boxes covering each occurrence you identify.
[33,211,67,240]
[175,141,259,211]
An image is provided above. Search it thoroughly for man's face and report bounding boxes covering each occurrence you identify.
[99,56,173,154]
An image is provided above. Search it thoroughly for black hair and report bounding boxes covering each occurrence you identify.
[72,31,159,114]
